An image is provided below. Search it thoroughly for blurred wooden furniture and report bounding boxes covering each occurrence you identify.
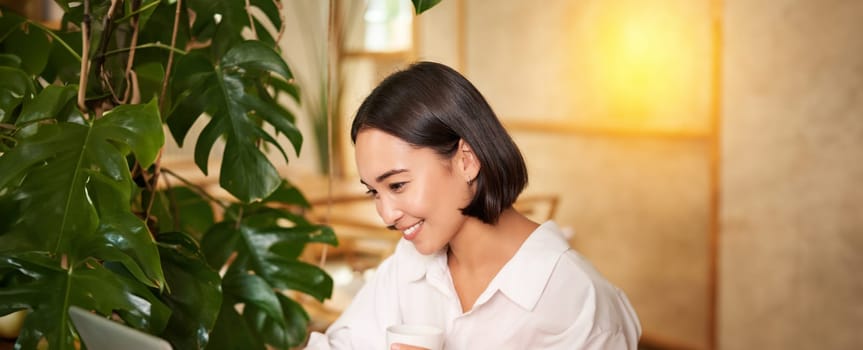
[513,194,560,223]
[0,0,42,19]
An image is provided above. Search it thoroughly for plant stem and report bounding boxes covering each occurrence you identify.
[144,150,163,225]
[161,174,182,232]
[318,0,337,267]
[161,167,228,210]
[274,0,286,44]
[130,160,141,182]
[0,134,17,144]
[122,0,142,104]
[245,0,257,39]
[113,0,160,23]
[77,0,91,113]
[102,42,187,58]
[234,207,244,229]
[159,0,183,114]
[96,0,121,105]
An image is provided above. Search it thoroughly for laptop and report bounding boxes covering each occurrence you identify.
[68,306,173,350]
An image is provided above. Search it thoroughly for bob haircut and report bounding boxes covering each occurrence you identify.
[350,61,528,224]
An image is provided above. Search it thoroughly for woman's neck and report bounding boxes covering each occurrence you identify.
[446,208,539,273]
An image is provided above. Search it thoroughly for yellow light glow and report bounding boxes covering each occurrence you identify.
[578,1,710,131]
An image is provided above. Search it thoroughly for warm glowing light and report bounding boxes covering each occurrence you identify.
[577,1,711,131]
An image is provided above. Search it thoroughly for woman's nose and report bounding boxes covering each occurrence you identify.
[376,196,402,227]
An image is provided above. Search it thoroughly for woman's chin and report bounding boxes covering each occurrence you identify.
[412,241,441,255]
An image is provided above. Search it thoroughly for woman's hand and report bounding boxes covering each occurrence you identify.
[390,343,429,350]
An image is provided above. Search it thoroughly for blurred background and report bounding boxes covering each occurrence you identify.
[4,0,862,349]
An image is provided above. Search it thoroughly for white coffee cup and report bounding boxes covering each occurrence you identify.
[386,324,444,350]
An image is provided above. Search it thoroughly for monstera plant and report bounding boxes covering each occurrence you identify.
[0,0,439,349]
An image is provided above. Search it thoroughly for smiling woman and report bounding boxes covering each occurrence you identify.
[355,129,477,255]
[304,62,642,350]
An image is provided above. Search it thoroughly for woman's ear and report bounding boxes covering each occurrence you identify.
[457,139,480,184]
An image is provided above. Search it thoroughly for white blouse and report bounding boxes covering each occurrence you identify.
[305,221,641,349]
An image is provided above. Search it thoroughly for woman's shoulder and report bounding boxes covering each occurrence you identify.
[536,246,640,335]
[556,249,613,288]
[529,222,622,296]
[533,249,641,346]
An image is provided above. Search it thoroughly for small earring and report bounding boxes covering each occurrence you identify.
[467,177,475,185]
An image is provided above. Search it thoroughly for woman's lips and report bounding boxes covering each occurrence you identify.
[402,220,424,240]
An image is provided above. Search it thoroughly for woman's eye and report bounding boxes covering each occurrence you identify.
[365,189,378,198]
[389,182,406,192]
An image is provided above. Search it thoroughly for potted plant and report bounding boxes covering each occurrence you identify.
[0,0,439,349]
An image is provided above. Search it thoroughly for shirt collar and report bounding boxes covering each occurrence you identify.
[396,221,571,311]
[396,239,445,283]
[489,221,570,311]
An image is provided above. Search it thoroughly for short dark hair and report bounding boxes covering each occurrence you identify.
[350,61,528,224]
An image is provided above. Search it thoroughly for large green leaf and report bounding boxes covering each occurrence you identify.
[165,53,213,143]
[40,30,82,84]
[223,273,285,325]
[0,100,165,288]
[221,41,292,78]
[265,181,311,209]
[149,186,216,238]
[155,232,222,350]
[0,189,20,236]
[16,84,80,125]
[135,61,166,106]
[199,198,336,349]
[243,293,310,349]
[198,222,240,272]
[261,255,335,300]
[268,225,337,257]
[0,252,170,350]
[168,42,302,203]
[206,269,305,350]
[0,66,35,124]
[0,53,21,67]
[185,0,283,58]
[200,220,335,303]
[244,83,303,156]
[412,0,443,14]
[0,10,25,43]
[3,21,52,76]
[268,69,301,102]
[206,298,266,350]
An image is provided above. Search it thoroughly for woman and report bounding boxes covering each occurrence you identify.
[306,62,641,349]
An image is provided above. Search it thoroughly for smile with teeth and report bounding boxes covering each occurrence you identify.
[403,220,424,237]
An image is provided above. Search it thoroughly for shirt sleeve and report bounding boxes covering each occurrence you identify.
[545,252,642,350]
[574,288,641,350]
[304,255,401,350]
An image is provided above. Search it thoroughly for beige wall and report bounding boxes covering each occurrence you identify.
[513,131,711,348]
[719,0,863,349]
[464,0,714,133]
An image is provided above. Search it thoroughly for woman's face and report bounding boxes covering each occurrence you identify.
[354,128,475,254]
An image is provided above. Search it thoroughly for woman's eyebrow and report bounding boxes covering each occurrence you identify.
[359,169,409,187]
